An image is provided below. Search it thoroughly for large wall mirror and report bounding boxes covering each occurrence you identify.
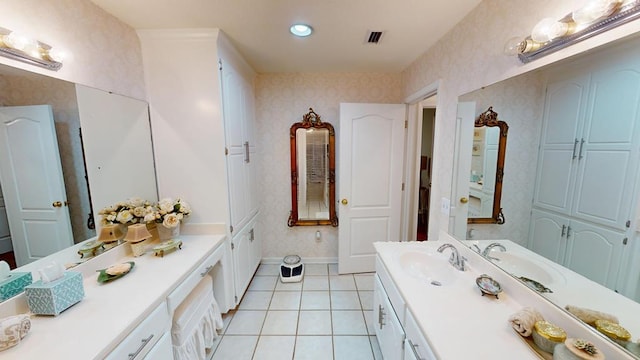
[288,108,338,227]
[0,63,157,273]
[457,35,640,358]
[468,107,507,224]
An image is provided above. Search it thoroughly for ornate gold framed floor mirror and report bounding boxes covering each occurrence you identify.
[288,108,338,227]
[468,107,508,225]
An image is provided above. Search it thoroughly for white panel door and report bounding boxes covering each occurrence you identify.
[450,102,475,239]
[564,219,625,289]
[527,209,567,264]
[0,105,73,266]
[338,103,405,274]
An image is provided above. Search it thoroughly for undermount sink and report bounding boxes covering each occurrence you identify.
[489,251,565,286]
[397,250,458,286]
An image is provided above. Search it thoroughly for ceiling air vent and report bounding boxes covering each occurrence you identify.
[366,31,384,44]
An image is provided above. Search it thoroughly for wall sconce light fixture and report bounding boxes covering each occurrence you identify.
[506,0,640,63]
[0,27,63,71]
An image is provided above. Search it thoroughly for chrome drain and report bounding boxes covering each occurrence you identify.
[430,280,442,286]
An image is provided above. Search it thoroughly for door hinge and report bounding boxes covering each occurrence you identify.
[230,225,234,233]
[218,59,223,71]
[234,295,238,303]
[401,183,405,191]
[225,147,229,155]
[623,237,628,245]
[404,120,408,129]
[626,220,631,228]
[250,228,255,241]
[231,242,235,250]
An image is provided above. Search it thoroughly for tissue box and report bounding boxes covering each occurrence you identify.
[24,271,84,316]
[0,272,32,301]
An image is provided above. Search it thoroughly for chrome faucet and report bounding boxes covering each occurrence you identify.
[481,243,506,261]
[437,243,467,271]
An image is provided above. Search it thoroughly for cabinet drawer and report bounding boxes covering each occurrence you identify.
[106,301,170,360]
[167,242,225,313]
[405,309,436,360]
[143,331,173,360]
[375,256,405,322]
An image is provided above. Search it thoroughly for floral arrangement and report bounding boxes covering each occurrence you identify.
[153,198,191,228]
[99,197,155,225]
[99,197,191,228]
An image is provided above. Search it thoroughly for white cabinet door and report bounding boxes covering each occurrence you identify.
[373,276,405,360]
[532,74,588,215]
[528,209,568,264]
[220,56,258,233]
[565,219,625,289]
[232,218,261,305]
[571,55,640,229]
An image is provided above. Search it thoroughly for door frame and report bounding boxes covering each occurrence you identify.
[402,81,440,242]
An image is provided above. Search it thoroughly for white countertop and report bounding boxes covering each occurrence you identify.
[374,232,635,359]
[1,234,226,359]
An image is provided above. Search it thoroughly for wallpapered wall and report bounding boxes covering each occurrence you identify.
[401,0,621,240]
[255,73,403,260]
[1,0,145,100]
[0,74,95,243]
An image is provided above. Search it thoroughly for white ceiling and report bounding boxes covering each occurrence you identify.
[89,0,481,73]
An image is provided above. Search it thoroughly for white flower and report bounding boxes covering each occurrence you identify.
[158,198,175,214]
[106,214,116,222]
[162,213,180,228]
[143,212,156,223]
[178,200,191,214]
[132,206,146,218]
[116,210,133,224]
[128,197,146,207]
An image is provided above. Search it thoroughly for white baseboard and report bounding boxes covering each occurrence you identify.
[261,257,337,265]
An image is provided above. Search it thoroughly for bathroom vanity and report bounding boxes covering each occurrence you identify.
[0,233,230,359]
[374,232,637,359]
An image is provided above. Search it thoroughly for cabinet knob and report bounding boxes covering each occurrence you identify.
[52,201,63,208]
[459,197,468,204]
[341,199,348,205]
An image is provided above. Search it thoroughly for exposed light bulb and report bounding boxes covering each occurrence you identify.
[531,18,571,43]
[44,47,65,62]
[572,0,622,25]
[3,32,30,51]
[504,36,525,55]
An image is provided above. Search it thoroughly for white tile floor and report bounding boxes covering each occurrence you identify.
[210,263,382,360]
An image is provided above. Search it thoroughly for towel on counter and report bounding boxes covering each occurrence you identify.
[509,307,544,337]
[565,305,618,326]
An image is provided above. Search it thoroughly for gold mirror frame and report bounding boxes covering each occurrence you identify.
[288,108,338,227]
[468,107,508,225]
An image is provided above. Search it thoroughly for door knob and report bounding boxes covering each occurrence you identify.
[341,199,348,205]
[459,197,468,204]
[52,201,63,208]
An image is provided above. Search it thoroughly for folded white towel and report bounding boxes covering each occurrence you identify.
[565,305,618,326]
[509,307,543,337]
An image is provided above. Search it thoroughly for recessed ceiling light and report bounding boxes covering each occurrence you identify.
[290,24,313,37]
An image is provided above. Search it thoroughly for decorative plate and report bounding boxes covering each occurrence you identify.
[96,261,135,283]
[476,274,502,298]
[518,276,553,293]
